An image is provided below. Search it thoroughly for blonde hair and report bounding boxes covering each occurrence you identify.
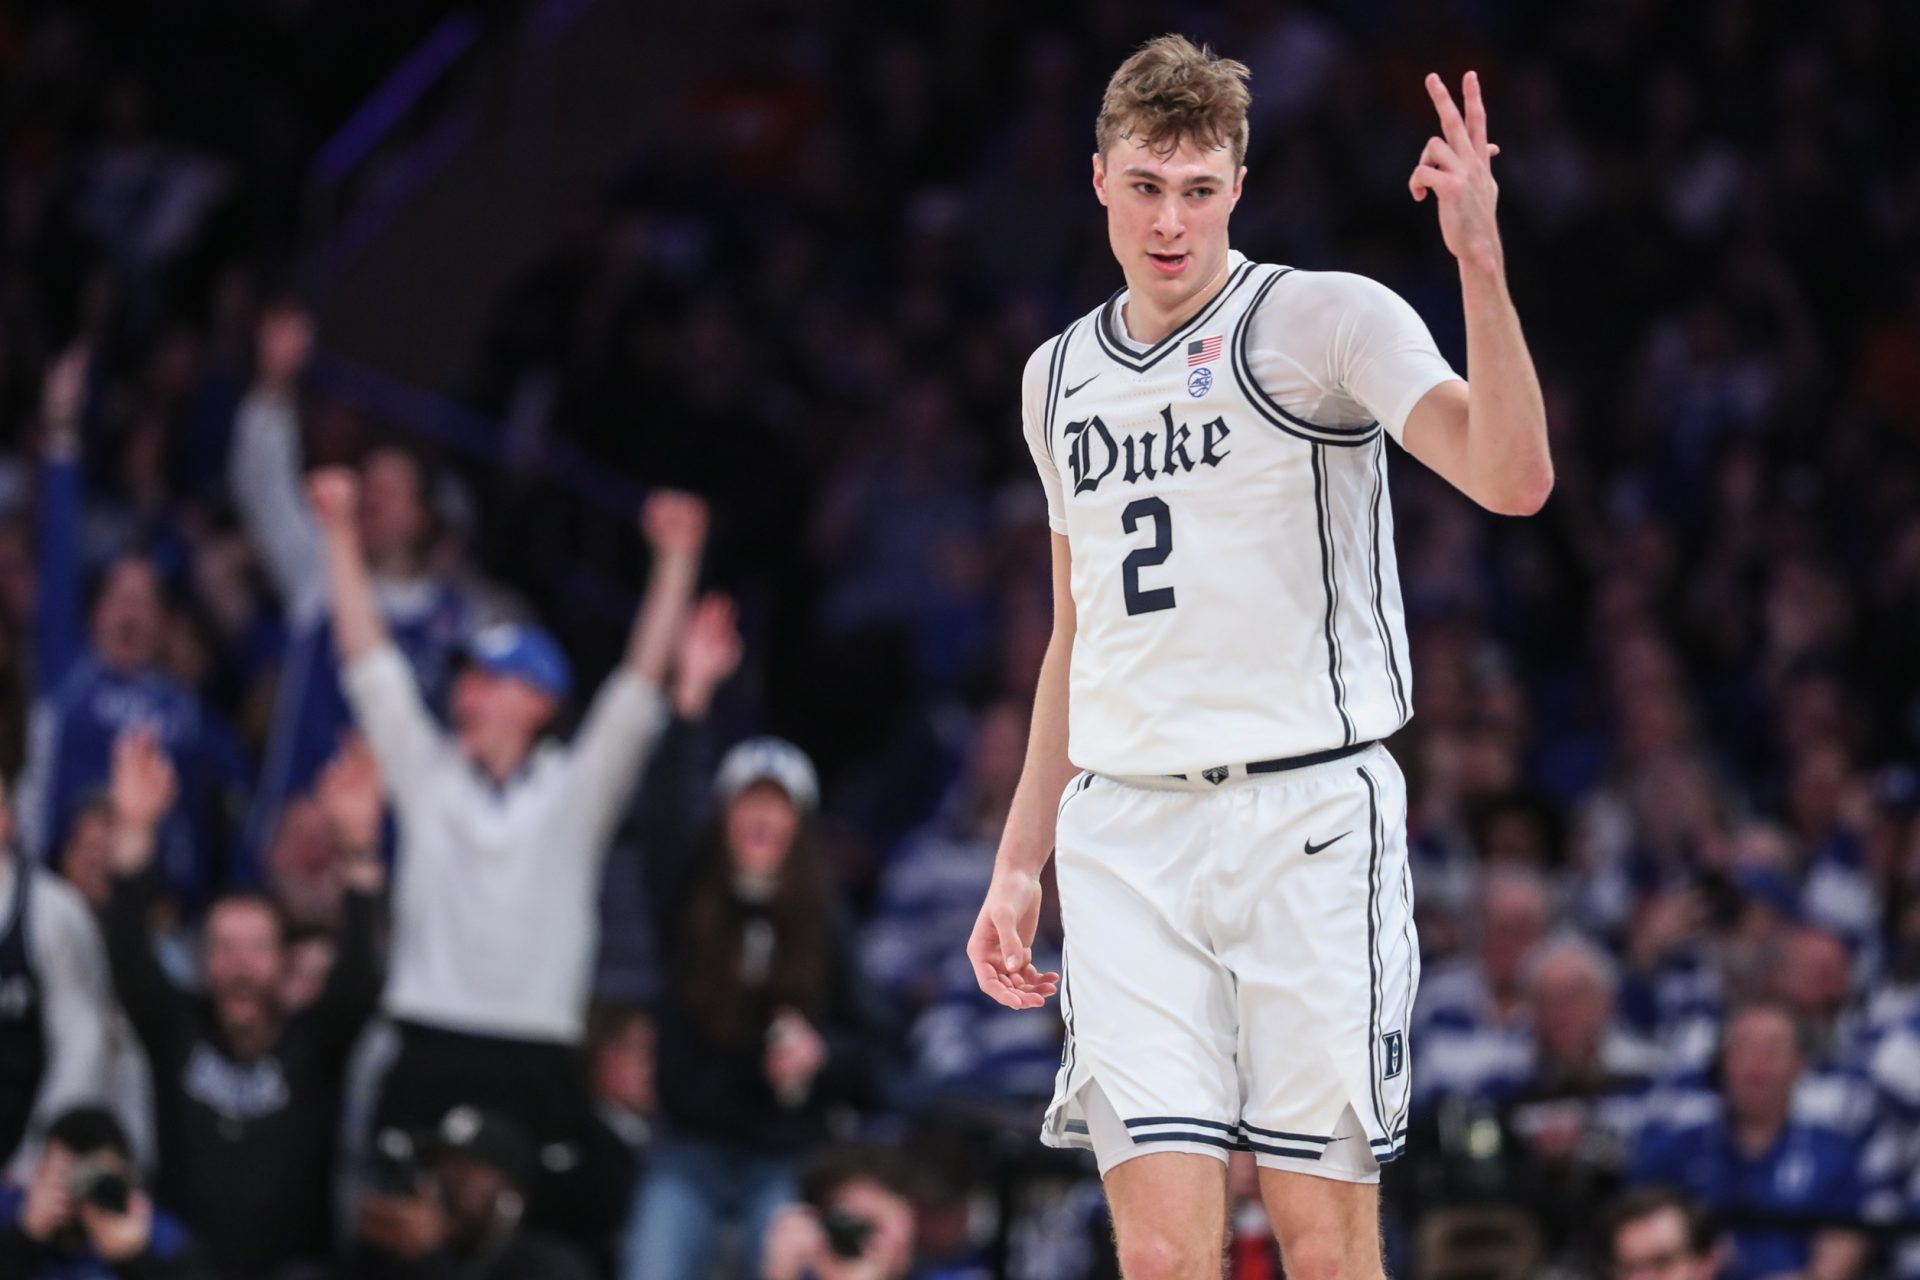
[1096,35,1252,168]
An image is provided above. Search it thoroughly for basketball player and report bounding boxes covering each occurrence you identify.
[966,36,1551,1280]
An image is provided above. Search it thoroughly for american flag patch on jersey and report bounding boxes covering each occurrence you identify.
[1187,335,1223,366]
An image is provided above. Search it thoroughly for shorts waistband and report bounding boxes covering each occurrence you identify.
[1103,740,1381,791]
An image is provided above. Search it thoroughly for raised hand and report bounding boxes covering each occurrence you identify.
[764,1008,828,1103]
[642,489,710,560]
[675,593,743,716]
[308,467,360,534]
[966,871,1059,1010]
[1409,71,1503,272]
[317,735,386,879]
[109,726,178,874]
[256,306,315,391]
[42,343,90,448]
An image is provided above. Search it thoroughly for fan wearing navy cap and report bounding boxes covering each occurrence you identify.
[307,467,710,1242]
[350,1104,594,1280]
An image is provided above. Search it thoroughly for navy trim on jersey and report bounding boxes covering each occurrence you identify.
[1131,1130,1242,1151]
[1239,1122,1334,1144]
[1229,269,1381,448]
[1092,260,1258,373]
[1059,944,1078,1086]
[1124,1116,1237,1132]
[1055,769,1096,819]
[1367,436,1409,723]
[1124,1117,1332,1161]
[1042,321,1080,465]
[1369,1127,1408,1148]
[1393,843,1417,1142]
[1311,448,1355,746]
[1241,1137,1328,1161]
[1359,766,1391,1143]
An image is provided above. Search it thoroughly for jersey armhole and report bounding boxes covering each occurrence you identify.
[1229,268,1381,449]
[1042,320,1082,465]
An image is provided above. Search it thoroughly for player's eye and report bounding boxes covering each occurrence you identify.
[1134,183,1157,195]
[1189,187,1214,199]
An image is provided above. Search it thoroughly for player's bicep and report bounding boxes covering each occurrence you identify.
[1397,378,1474,491]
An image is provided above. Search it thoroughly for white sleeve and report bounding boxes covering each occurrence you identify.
[1244,270,1460,444]
[1020,340,1068,535]
[20,875,112,1166]
[558,670,670,858]
[229,389,329,621]
[341,642,448,803]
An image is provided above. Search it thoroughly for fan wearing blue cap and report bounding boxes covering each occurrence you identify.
[308,468,716,1242]
[452,621,575,774]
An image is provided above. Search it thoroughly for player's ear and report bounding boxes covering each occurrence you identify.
[1092,152,1109,206]
[1231,165,1247,208]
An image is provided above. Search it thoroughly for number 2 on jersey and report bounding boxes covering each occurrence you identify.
[1121,497,1175,615]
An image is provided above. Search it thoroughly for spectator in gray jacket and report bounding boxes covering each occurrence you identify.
[0,773,112,1181]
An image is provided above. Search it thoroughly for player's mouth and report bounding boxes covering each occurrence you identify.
[1147,251,1188,276]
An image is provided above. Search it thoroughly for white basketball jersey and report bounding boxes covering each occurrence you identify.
[1023,251,1459,777]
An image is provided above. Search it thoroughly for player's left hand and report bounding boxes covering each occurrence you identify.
[1409,71,1503,274]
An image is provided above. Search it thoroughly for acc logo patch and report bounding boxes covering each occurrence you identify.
[1187,367,1214,398]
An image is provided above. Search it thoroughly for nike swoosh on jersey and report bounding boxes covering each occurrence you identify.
[1062,375,1099,398]
[1303,832,1350,855]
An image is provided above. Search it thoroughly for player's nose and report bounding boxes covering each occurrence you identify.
[1152,194,1184,238]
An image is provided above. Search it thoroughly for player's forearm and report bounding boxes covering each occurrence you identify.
[994,631,1077,880]
[1459,259,1552,516]
[321,524,389,661]
[625,548,699,685]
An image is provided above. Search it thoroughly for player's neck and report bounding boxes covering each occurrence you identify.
[1120,252,1233,345]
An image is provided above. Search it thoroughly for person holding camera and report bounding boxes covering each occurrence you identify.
[0,1105,207,1279]
[348,1105,593,1280]
[102,727,385,1278]
[760,1148,917,1280]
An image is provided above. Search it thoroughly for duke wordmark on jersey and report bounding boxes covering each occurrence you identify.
[1066,406,1232,494]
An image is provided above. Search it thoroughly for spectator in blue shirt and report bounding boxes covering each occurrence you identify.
[1631,1001,1868,1280]
[20,347,244,912]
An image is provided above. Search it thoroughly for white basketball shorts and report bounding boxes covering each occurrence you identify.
[1041,741,1417,1184]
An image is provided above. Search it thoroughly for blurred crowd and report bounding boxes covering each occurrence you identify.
[2,0,1920,1278]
